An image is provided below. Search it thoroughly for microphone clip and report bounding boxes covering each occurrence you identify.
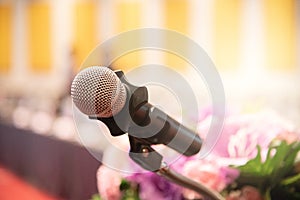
[89,70,163,171]
[128,135,163,171]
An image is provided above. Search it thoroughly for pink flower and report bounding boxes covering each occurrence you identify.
[96,166,121,200]
[198,111,294,161]
[276,131,300,144]
[226,186,263,200]
[182,159,239,199]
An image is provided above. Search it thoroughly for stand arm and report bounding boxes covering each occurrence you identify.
[128,137,224,200]
[157,163,225,200]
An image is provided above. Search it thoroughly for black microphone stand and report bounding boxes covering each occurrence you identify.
[128,135,224,200]
[90,69,224,200]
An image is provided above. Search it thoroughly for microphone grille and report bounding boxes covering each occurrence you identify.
[71,66,127,117]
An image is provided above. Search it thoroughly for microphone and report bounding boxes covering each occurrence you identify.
[71,66,202,157]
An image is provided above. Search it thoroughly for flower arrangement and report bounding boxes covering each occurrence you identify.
[93,110,300,200]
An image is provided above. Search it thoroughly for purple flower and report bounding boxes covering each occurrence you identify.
[126,172,184,200]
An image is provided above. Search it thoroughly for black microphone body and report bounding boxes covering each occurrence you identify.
[87,69,202,157]
[129,102,202,156]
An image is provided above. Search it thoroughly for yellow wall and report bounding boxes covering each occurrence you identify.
[0,5,12,73]
[73,2,97,69]
[113,1,142,71]
[163,0,189,70]
[264,0,296,71]
[28,3,51,73]
[213,0,241,71]
[1,1,298,75]
[116,1,141,33]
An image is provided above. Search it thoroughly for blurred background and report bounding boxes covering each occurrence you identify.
[0,0,299,199]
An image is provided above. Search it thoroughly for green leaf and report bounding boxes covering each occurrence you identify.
[120,179,131,191]
[269,142,300,185]
[281,173,300,186]
[264,188,271,200]
[119,179,140,200]
[233,141,300,195]
[90,194,101,200]
[238,145,263,175]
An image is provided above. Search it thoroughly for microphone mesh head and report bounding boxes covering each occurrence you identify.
[71,66,127,117]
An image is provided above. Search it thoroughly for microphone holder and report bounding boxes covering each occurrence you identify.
[128,135,224,200]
